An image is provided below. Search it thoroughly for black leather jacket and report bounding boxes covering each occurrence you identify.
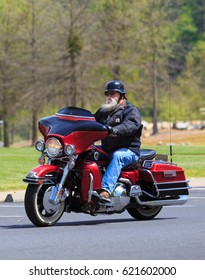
[94,101,142,155]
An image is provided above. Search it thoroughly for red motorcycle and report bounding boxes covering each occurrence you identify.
[23,107,190,227]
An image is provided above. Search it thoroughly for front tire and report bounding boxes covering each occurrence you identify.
[127,206,162,220]
[24,183,65,227]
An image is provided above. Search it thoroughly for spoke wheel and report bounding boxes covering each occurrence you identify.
[24,183,65,227]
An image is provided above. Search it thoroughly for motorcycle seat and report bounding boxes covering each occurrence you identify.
[122,149,156,170]
[139,149,156,161]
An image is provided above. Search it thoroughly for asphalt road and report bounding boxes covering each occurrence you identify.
[0,187,205,260]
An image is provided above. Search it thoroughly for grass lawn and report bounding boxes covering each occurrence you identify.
[0,145,205,191]
[0,148,38,191]
[142,145,205,178]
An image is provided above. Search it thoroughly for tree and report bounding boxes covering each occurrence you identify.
[135,0,177,134]
[19,0,60,145]
[0,0,27,146]
[52,0,90,107]
[0,0,204,146]
[85,0,141,110]
[173,44,205,121]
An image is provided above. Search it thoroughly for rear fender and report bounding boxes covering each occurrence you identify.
[23,164,63,185]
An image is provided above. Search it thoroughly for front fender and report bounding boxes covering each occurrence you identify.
[23,164,63,185]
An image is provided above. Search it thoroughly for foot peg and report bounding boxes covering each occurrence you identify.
[99,195,110,203]
[91,191,111,204]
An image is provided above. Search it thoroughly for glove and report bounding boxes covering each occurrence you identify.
[105,125,118,137]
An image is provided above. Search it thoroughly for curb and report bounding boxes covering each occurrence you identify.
[189,177,205,187]
[0,190,25,203]
[0,178,204,203]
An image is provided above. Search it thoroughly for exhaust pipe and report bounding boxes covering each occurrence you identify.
[135,195,188,207]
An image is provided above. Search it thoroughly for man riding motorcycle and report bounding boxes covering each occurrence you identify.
[23,79,190,227]
[94,80,143,202]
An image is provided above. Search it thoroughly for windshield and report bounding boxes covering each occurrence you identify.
[39,107,107,136]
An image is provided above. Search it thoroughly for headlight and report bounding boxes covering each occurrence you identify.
[64,144,76,156]
[35,140,45,152]
[46,137,62,158]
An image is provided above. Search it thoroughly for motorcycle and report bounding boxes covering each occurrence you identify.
[23,107,190,227]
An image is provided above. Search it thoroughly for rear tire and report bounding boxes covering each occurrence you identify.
[24,183,65,227]
[127,206,162,220]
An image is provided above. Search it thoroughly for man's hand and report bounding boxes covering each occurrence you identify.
[106,125,118,137]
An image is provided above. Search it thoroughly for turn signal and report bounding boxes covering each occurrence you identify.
[38,156,45,165]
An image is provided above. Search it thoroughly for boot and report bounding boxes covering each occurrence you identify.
[99,190,110,202]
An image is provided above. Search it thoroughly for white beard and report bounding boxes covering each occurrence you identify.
[101,97,118,112]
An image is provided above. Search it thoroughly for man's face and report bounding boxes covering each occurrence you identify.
[105,91,120,104]
[101,91,120,112]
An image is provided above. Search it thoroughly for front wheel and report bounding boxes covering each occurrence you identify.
[24,183,65,227]
[127,206,162,220]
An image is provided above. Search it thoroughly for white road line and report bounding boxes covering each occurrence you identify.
[0,205,24,208]
[189,197,205,199]
[0,216,24,218]
[166,205,195,207]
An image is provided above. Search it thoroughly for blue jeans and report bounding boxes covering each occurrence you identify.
[102,148,139,194]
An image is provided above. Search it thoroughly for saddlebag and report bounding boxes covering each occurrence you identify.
[139,160,190,196]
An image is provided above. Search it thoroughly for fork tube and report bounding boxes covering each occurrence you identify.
[88,173,94,203]
[59,163,70,187]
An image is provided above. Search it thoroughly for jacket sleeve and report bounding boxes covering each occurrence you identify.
[94,109,107,124]
[113,106,142,137]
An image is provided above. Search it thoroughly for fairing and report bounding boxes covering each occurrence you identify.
[39,107,107,136]
[38,107,108,154]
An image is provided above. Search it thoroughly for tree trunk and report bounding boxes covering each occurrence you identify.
[3,117,9,147]
[2,82,10,147]
[31,0,38,147]
[31,112,37,146]
[151,43,158,135]
[11,124,15,145]
[70,53,77,107]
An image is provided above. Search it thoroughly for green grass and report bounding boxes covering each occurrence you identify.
[142,145,205,178]
[0,148,38,191]
[0,146,205,191]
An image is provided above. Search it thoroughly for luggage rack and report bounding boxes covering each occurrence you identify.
[139,167,191,197]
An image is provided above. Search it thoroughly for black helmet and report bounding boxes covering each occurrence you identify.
[105,80,126,95]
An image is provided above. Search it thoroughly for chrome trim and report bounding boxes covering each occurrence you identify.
[155,181,191,193]
[35,140,45,152]
[64,144,76,156]
[135,195,188,206]
[23,178,55,185]
[156,180,190,185]
[140,168,156,181]
[140,168,190,196]
[158,187,190,192]
[142,160,154,169]
[130,185,142,197]
[140,168,160,196]
[88,173,94,203]
[48,163,70,204]
[59,162,70,186]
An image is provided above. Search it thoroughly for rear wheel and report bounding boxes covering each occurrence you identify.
[24,183,65,227]
[127,206,162,220]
